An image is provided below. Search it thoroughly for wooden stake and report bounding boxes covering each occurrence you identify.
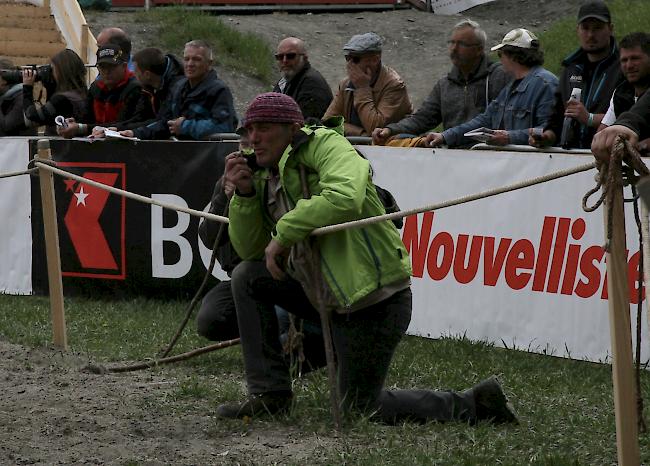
[37,139,67,350]
[604,179,640,466]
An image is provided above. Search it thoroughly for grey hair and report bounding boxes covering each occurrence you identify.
[184,40,213,61]
[453,19,487,49]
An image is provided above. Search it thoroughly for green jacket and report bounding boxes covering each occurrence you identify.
[228,122,412,310]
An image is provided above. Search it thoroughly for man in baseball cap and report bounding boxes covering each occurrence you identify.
[530,0,623,149]
[322,32,412,137]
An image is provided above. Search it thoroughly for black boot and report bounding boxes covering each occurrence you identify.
[216,390,293,419]
[467,376,518,424]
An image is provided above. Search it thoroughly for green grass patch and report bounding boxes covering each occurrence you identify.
[1,293,649,464]
[135,6,275,84]
[538,0,650,76]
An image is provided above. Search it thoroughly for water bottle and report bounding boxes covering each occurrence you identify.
[560,87,582,149]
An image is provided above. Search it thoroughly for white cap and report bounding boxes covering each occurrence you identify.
[491,28,539,51]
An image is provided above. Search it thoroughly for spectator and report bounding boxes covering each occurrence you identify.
[428,29,557,148]
[322,32,413,136]
[0,57,35,136]
[372,19,509,148]
[96,27,135,72]
[117,47,184,135]
[272,37,332,122]
[216,92,518,425]
[126,40,237,140]
[22,49,87,136]
[599,33,650,130]
[531,1,622,149]
[58,44,141,138]
[592,90,650,161]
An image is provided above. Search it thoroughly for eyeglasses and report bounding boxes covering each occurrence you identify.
[274,53,302,61]
[447,40,481,48]
[345,56,362,64]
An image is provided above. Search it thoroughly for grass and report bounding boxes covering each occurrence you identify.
[1,293,649,464]
[134,6,275,84]
[538,0,650,76]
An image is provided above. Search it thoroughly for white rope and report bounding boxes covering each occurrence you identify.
[312,161,597,236]
[35,159,596,237]
[34,161,229,224]
[0,168,37,179]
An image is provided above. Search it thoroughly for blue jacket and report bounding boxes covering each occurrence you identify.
[136,69,237,140]
[442,66,558,147]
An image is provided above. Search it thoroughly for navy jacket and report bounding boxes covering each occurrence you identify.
[135,69,237,140]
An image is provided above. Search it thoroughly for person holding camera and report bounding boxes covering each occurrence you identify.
[0,57,35,137]
[22,49,88,136]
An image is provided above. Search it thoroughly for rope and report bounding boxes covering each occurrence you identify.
[158,200,231,359]
[583,135,648,434]
[0,168,37,179]
[82,338,240,374]
[630,185,648,433]
[313,161,596,236]
[34,161,229,225]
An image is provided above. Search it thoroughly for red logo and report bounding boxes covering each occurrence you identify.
[57,162,126,279]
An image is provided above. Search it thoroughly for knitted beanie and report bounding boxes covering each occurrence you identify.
[243,92,304,127]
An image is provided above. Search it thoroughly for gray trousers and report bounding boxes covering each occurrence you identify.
[231,261,477,423]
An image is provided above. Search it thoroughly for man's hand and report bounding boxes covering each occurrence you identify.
[90,126,107,139]
[120,130,135,138]
[528,128,556,148]
[21,68,36,86]
[488,130,509,146]
[57,119,79,139]
[347,62,372,89]
[168,117,186,136]
[224,151,254,195]
[372,127,392,145]
[426,132,445,147]
[264,238,289,280]
[565,99,589,125]
[591,125,639,162]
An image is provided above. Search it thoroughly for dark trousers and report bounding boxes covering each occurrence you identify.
[231,261,476,423]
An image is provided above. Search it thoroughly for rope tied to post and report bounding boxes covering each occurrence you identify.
[582,135,650,251]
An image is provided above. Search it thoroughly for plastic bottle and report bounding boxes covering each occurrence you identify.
[560,87,582,149]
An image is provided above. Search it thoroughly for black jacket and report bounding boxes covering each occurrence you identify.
[198,177,240,276]
[0,84,36,136]
[273,62,333,122]
[547,37,623,148]
[117,54,184,131]
[617,90,650,139]
[135,69,237,140]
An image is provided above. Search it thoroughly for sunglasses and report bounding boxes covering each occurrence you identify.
[345,56,362,64]
[275,53,301,61]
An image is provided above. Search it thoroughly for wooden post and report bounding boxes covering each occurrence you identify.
[604,180,639,466]
[80,23,90,67]
[37,139,67,350]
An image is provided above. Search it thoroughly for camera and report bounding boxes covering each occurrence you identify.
[0,64,54,86]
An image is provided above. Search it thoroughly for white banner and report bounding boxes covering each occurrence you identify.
[0,138,32,295]
[432,0,494,15]
[360,146,649,363]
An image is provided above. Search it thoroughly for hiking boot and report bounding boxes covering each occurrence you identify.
[467,376,518,424]
[216,390,293,419]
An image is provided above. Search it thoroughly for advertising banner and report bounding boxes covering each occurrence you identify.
[359,145,648,362]
[29,138,236,298]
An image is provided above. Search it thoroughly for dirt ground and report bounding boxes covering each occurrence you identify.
[2,1,586,464]
[84,0,584,115]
